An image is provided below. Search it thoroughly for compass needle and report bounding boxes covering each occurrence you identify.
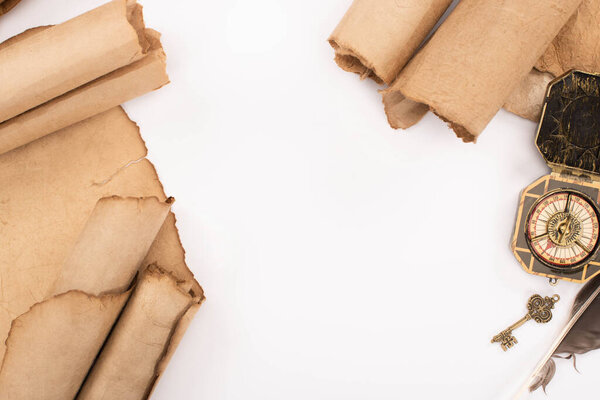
[576,239,592,254]
[531,233,549,242]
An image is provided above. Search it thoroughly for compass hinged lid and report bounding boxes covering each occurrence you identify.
[536,70,600,178]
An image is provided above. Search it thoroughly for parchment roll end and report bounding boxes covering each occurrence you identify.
[329,39,384,84]
[381,90,428,130]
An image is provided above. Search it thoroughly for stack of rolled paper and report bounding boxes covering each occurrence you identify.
[329,0,600,142]
[0,1,203,399]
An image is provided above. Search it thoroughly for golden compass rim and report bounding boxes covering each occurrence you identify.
[524,188,600,272]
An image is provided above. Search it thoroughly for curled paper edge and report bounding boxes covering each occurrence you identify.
[78,265,203,400]
[0,290,132,400]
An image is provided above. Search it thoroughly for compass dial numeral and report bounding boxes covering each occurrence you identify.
[526,190,600,269]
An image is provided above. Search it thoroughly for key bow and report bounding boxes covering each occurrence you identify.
[527,294,557,323]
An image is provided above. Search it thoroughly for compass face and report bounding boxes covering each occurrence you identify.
[526,190,600,270]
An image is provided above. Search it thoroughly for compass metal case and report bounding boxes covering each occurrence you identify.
[512,71,600,283]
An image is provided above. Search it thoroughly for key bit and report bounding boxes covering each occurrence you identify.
[492,294,560,351]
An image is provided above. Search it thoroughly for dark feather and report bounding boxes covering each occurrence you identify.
[529,274,600,392]
[529,358,555,393]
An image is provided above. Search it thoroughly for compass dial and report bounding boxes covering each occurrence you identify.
[526,190,600,270]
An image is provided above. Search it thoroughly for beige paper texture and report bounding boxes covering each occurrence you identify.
[381,92,429,130]
[152,302,201,388]
[382,0,583,142]
[78,266,201,400]
[503,0,600,120]
[0,106,202,361]
[536,0,600,77]
[49,196,173,298]
[0,107,202,398]
[144,211,201,295]
[0,27,49,51]
[328,0,453,85]
[503,69,554,122]
[0,28,169,155]
[0,290,130,400]
[0,195,173,400]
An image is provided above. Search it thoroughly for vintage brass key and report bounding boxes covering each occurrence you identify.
[491,294,560,351]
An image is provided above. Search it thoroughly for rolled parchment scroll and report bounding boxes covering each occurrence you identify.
[48,197,174,298]
[383,0,583,142]
[0,0,169,155]
[78,266,201,400]
[330,0,588,140]
[328,0,453,85]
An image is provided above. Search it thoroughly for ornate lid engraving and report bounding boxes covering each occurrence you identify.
[537,71,600,176]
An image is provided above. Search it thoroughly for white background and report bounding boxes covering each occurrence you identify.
[1,0,598,399]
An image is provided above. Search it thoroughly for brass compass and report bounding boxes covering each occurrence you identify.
[525,189,600,271]
[512,71,600,283]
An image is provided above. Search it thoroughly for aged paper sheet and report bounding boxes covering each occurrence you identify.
[328,0,452,85]
[0,29,168,155]
[0,107,157,359]
[0,107,203,398]
[0,1,201,397]
[0,196,175,400]
[0,291,131,400]
[382,0,583,142]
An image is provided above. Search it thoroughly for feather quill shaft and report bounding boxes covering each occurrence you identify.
[516,276,600,396]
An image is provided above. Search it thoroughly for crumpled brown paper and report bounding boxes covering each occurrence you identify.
[0,107,203,398]
[0,0,169,155]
